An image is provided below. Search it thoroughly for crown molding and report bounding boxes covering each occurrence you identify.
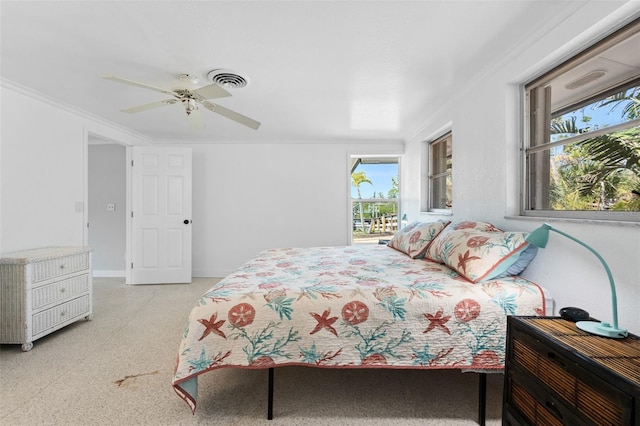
[0,77,153,144]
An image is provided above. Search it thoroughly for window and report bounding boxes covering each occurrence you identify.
[350,156,400,244]
[428,132,452,211]
[523,19,640,221]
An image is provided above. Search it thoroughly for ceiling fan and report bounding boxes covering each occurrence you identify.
[103,75,261,130]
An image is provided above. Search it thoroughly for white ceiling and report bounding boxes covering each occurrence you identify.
[0,1,604,143]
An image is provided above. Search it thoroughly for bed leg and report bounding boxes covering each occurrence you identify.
[267,368,274,420]
[478,372,486,426]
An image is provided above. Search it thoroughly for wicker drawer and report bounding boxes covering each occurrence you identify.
[512,327,632,424]
[504,317,640,426]
[32,253,90,284]
[510,379,564,426]
[0,247,93,351]
[32,295,90,337]
[32,273,90,311]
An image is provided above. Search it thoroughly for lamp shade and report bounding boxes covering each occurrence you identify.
[525,223,550,248]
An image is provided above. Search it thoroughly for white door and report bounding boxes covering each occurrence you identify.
[131,147,192,284]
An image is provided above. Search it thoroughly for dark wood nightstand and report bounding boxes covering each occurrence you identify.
[503,316,640,425]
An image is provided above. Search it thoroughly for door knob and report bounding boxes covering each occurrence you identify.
[184,219,191,224]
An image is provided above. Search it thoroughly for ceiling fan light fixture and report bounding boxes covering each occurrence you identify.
[183,98,198,114]
[207,69,249,89]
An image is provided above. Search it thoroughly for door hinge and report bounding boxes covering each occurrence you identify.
[131,160,134,167]
[131,211,134,218]
[131,262,134,269]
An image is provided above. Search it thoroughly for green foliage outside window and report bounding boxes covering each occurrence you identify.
[549,86,640,212]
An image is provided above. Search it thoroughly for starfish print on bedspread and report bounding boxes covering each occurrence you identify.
[310,309,339,336]
[423,309,451,335]
[197,313,226,340]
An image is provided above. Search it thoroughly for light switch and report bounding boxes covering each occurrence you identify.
[107,203,116,212]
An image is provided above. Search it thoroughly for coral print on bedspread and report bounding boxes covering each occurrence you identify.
[172,245,545,412]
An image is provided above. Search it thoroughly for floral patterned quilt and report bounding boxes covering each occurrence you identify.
[172,245,546,412]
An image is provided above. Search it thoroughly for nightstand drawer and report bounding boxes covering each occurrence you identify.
[504,317,640,426]
[32,295,90,336]
[32,273,90,310]
[32,253,90,283]
[510,379,564,426]
[512,327,632,424]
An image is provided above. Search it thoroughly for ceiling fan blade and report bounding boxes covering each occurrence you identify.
[192,84,231,100]
[202,102,261,130]
[104,75,178,97]
[187,108,204,130]
[121,99,177,113]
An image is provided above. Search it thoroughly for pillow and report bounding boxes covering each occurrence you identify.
[425,224,529,283]
[425,220,503,263]
[493,244,538,278]
[387,220,450,259]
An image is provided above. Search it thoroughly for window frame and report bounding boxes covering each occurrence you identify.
[426,131,453,213]
[521,19,640,223]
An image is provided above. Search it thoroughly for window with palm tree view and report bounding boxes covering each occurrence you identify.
[524,19,639,221]
[351,157,399,244]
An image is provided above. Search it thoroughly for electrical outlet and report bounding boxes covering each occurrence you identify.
[107,203,116,212]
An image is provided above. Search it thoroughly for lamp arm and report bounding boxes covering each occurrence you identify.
[550,228,618,329]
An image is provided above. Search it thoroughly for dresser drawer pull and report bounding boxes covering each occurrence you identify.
[60,311,66,317]
[545,399,563,420]
[60,264,66,269]
[60,287,66,293]
[547,351,565,367]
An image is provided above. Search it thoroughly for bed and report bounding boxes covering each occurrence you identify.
[172,220,550,423]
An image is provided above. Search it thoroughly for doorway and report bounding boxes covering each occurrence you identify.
[88,139,127,277]
[350,156,400,245]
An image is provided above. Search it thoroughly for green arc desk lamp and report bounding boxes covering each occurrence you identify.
[526,223,628,339]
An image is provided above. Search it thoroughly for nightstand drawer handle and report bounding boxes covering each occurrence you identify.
[545,399,563,420]
[60,264,66,269]
[547,351,565,367]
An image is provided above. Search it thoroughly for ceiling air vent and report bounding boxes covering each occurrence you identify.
[207,69,249,89]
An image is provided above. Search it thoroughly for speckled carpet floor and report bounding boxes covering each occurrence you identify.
[1,277,503,425]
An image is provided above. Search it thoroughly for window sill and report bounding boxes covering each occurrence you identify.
[505,215,640,228]
[421,209,453,216]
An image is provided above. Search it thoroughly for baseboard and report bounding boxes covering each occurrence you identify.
[93,270,126,278]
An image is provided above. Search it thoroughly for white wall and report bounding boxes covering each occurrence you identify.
[186,142,403,277]
[401,3,640,334]
[1,87,86,252]
[0,83,147,255]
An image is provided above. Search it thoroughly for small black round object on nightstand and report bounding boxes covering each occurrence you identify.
[559,306,590,322]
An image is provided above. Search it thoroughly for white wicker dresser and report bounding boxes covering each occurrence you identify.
[0,246,93,351]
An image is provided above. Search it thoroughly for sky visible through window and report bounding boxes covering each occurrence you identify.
[552,87,636,142]
[550,88,637,157]
[351,163,398,199]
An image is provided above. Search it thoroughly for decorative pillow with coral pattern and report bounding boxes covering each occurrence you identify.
[425,221,529,283]
[425,220,503,264]
[387,220,450,259]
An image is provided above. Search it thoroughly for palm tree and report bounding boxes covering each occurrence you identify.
[352,171,372,232]
[550,86,640,210]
